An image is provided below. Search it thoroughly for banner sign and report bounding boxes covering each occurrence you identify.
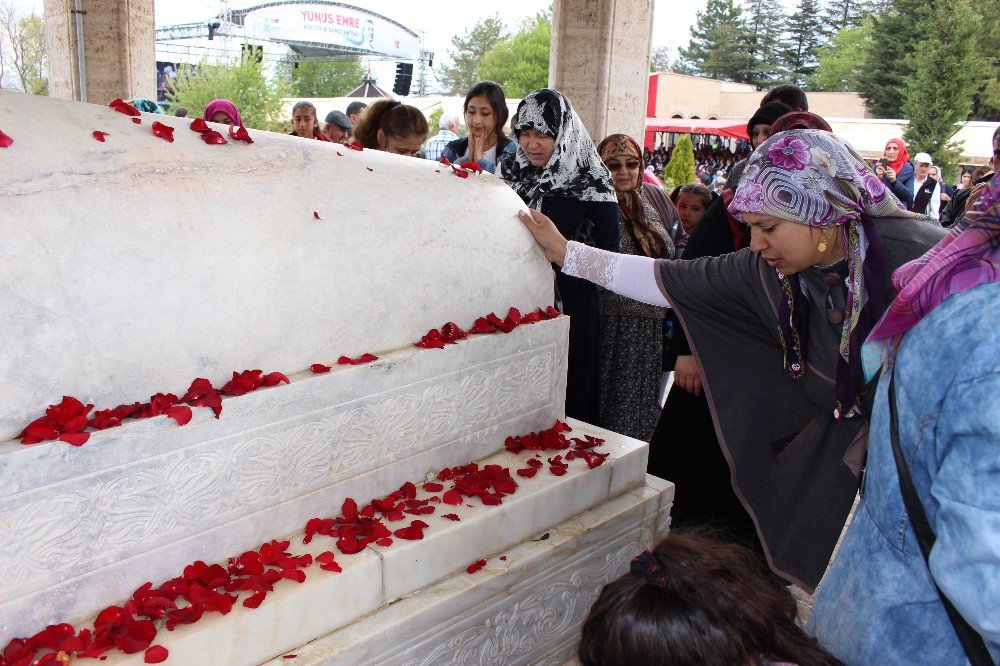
[242,4,420,58]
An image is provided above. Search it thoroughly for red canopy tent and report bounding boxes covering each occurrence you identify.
[644,118,749,149]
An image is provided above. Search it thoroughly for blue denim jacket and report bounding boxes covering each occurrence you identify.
[810,282,1000,664]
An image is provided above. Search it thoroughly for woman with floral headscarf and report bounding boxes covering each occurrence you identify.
[498,89,620,424]
[811,174,1000,664]
[595,133,679,440]
[517,129,945,590]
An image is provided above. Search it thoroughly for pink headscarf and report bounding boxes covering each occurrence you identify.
[203,99,243,127]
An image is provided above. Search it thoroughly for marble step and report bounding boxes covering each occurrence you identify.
[100,420,664,666]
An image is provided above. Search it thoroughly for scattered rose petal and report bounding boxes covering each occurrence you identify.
[109,98,140,116]
[459,161,483,174]
[439,155,451,166]
[500,556,507,561]
[151,121,174,142]
[283,656,297,660]
[313,211,321,220]
[181,378,223,418]
[422,482,443,492]
[376,537,393,547]
[366,167,373,172]
[442,489,463,505]
[466,559,487,574]
[310,364,332,373]
[442,513,460,521]
[189,118,210,133]
[200,129,228,145]
[336,151,344,156]
[92,130,109,142]
[338,353,378,365]
[316,551,342,572]
[346,141,363,151]
[516,467,538,478]
[228,125,253,143]
[59,432,91,446]
[144,645,168,663]
[132,117,142,124]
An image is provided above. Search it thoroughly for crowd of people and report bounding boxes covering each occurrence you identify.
[145,81,997,665]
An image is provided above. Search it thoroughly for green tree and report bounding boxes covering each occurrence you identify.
[661,135,697,192]
[856,0,928,118]
[477,13,551,98]
[0,4,47,94]
[783,0,825,86]
[743,0,789,88]
[437,15,507,95]
[970,0,1000,120]
[426,107,443,138]
[902,0,986,178]
[822,0,874,32]
[650,46,672,73]
[809,22,871,91]
[285,58,364,98]
[678,0,753,83]
[166,53,292,132]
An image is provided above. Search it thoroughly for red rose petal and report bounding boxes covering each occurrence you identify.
[151,121,174,142]
[346,141,363,151]
[284,656,298,660]
[451,166,470,178]
[311,363,332,373]
[189,117,210,133]
[92,130,109,142]
[58,432,91,446]
[132,117,142,124]
[422,482,444,492]
[500,556,507,561]
[459,161,483,173]
[439,155,451,166]
[200,129,228,145]
[442,513,460,521]
[516,467,538,478]
[228,125,254,143]
[261,372,290,387]
[376,537,393,547]
[109,98,141,116]
[164,405,193,426]
[442,489,463,505]
[144,645,168,663]
[466,559,487,574]
[313,211,321,220]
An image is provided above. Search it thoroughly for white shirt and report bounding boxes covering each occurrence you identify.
[911,176,941,219]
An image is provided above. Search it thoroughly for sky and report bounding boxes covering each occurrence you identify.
[14,0,708,91]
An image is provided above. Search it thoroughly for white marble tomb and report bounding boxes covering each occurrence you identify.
[0,91,673,664]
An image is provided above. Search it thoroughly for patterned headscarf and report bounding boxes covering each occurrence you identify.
[729,129,927,418]
[597,133,670,258]
[203,99,243,127]
[863,172,1000,378]
[498,89,616,209]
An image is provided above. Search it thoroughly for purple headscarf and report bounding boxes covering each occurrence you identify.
[203,99,243,127]
[863,172,1000,377]
[729,130,926,418]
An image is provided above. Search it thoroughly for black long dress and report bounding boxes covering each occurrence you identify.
[648,193,757,545]
[539,196,620,424]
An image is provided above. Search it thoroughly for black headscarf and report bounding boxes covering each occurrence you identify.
[498,89,616,208]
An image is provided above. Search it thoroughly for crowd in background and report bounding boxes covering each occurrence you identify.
[125,81,998,666]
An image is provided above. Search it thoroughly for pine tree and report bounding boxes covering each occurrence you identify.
[436,15,507,96]
[856,0,929,118]
[809,21,871,91]
[970,0,1000,120]
[902,0,986,178]
[822,0,873,32]
[662,135,697,192]
[783,0,825,86]
[743,0,790,88]
[678,0,753,83]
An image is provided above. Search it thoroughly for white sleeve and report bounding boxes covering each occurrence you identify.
[930,183,941,220]
[561,241,670,308]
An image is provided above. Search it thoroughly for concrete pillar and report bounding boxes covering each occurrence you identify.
[44,0,155,104]
[549,0,655,144]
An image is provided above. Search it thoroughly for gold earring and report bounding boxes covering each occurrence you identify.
[818,229,828,253]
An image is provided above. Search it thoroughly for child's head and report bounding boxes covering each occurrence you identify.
[578,529,841,666]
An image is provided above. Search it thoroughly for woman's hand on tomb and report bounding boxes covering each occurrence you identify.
[518,209,568,266]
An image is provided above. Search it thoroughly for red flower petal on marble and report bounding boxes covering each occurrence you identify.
[487,312,516,333]
[181,378,223,418]
[338,353,379,365]
[376,537,393,547]
[262,372,290,387]
[466,559,487,574]
[393,520,427,540]
[200,129,228,145]
[516,467,538,478]
[164,405,193,426]
[459,161,483,174]
[346,141,363,151]
[144,645,169,663]
[442,489,463,505]
[521,311,542,323]
[313,211,321,220]
[469,317,498,334]
[316,551,342,572]
[92,130,109,142]
[151,121,174,142]
[189,117,210,133]
[109,98,141,116]
[440,322,468,342]
[451,166,470,178]
[58,431,91,446]
[541,306,561,319]
[132,117,142,124]
[422,482,443,492]
[414,328,446,349]
[442,513,460,521]
[89,409,122,430]
[0,129,12,147]
[527,458,544,468]
[336,151,344,156]
[284,656,298,660]
[311,363,332,373]
[500,556,507,561]
[439,155,451,166]
[228,124,254,143]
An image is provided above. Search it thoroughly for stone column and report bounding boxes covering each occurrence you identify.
[44,0,155,104]
[549,0,655,143]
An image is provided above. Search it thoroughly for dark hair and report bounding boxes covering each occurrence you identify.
[174,107,188,118]
[463,81,509,145]
[677,183,713,209]
[578,529,842,666]
[352,99,429,149]
[992,124,1000,143]
[346,101,368,117]
[761,84,809,112]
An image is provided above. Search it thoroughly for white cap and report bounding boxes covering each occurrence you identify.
[913,152,933,165]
